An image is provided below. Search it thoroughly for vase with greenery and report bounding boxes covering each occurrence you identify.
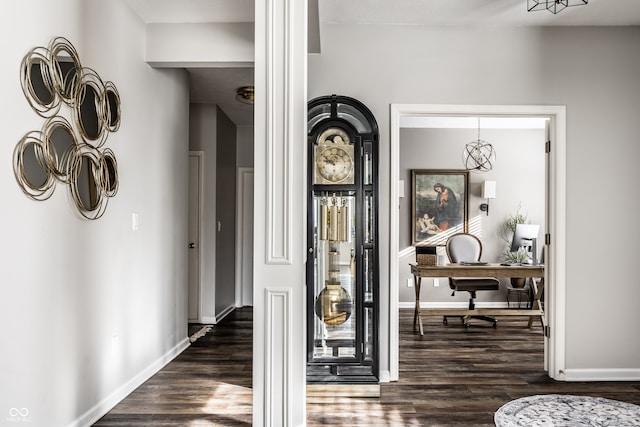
[500,205,529,287]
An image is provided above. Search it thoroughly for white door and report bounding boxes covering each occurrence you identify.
[188,152,203,322]
[236,168,254,306]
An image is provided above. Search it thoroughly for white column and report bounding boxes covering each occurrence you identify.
[253,0,307,425]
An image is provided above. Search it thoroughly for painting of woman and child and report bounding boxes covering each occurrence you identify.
[411,170,469,246]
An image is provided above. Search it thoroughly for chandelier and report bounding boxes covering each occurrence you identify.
[528,0,588,14]
[463,118,496,173]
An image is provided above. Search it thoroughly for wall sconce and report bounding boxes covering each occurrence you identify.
[480,181,496,215]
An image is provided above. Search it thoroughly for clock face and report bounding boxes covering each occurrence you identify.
[314,127,354,184]
[315,146,354,184]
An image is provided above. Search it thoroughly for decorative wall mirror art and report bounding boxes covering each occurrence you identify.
[14,36,121,220]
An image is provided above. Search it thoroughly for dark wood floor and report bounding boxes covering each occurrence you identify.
[94,308,640,426]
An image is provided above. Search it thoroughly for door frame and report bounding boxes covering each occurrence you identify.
[188,151,205,323]
[236,167,254,307]
[388,104,567,381]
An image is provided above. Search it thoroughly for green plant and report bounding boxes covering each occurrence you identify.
[500,204,529,263]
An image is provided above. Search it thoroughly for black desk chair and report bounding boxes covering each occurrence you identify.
[445,233,500,327]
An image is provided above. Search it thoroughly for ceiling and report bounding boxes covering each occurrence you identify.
[125,0,640,127]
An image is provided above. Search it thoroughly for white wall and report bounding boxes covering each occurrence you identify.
[0,1,191,425]
[309,24,640,374]
[398,127,546,305]
[214,107,237,317]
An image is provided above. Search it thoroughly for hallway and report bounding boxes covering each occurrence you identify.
[94,308,252,426]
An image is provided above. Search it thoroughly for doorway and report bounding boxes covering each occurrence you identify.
[388,104,567,382]
[188,151,204,322]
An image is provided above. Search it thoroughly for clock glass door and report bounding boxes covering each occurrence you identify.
[310,192,357,361]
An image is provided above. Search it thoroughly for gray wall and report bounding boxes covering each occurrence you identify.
[398,127,545,305]
[215,107,237,314]
[309,24,640,371]
[237,125,254,168]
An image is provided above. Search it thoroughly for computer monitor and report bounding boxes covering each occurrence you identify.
[510,224,539,252]
[510,223,540,264]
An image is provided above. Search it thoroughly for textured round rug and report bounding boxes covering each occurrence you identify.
[495,394,640,427]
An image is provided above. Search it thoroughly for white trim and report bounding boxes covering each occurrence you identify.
[70,338,190,427]
[254,0,307,422]
[563,369,640,382]
[200,316,218,324]
[216,304,237,323]
[389,104,567,382]
[265,0,292,266]
[236,167,254,307]
[265,288,292,426]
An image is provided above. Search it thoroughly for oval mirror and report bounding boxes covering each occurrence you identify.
[43,117,77,182]
[101,149,118,196]
[77,81,104,143]
[29,60,55,106]
[22,141,49,189]
[71,149,104,217]
[104,82,121,132]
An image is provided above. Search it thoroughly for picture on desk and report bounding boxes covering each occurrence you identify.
[412,169,469,246]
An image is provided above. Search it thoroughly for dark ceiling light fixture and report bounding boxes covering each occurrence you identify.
[463,117,496,173]
[235,86,254,105]
[528,0,588,14]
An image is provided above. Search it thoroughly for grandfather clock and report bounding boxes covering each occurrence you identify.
[306,95,379,384]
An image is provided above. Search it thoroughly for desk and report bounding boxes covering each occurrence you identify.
[410,263,544,335]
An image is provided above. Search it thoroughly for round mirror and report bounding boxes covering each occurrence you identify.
[20,48,59,116]
[48,37,82,105]
[13,132,56,200]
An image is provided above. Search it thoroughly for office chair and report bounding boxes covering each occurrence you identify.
[445,233,500,327]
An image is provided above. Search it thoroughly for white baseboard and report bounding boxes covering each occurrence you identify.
[398,301,510,309]
[200,316,217,324]
[198,305,236,325]
[216,304,236,322]
[70,337,190,427]
[563,369,640,382]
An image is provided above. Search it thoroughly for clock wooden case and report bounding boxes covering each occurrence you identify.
[306,94,379,384]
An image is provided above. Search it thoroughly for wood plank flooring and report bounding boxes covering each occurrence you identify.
[94,308,640,426]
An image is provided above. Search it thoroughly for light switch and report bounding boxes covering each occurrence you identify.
[407,278,413,288]
[132,213,139,231]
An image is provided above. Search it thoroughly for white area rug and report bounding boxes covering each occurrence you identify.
[495,394,640,427]
[189,325,212,343]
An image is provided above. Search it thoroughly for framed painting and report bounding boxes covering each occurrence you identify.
[411,169,469,246]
